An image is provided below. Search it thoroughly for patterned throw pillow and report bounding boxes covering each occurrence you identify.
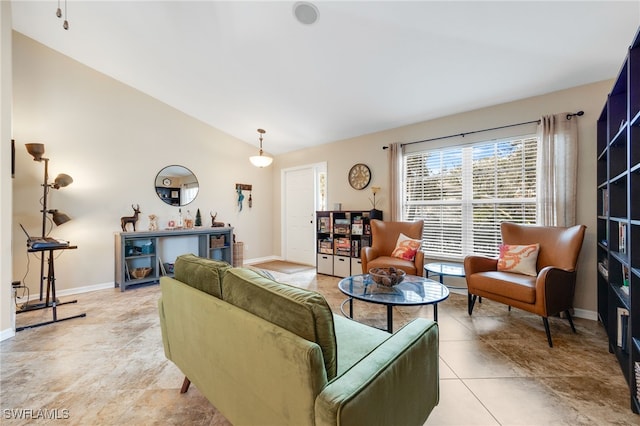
[391,233,421,261]
[497,243,540,276]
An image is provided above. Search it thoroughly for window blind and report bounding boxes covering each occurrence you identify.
[403,135,537,259]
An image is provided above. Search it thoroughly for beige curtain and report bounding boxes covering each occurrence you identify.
[388,142,403,221]
[536,113,578,227]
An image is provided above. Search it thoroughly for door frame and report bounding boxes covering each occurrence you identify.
[280,162,327,264]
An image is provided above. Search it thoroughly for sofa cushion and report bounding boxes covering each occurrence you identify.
[174,254,231,299]
[333,315,390,377]
[222,267,338,380]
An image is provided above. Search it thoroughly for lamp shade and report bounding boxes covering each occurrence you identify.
[53,173,73,188]
[249,154,273,168]
[48,209,71,226]
[250,128,273,167]
[25,143,45,161]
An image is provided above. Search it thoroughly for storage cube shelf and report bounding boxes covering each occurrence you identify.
[596,27,640,414]
[115,227,233,291]
[316,210,377,277]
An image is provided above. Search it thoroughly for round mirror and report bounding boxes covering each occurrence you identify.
[155,165,199,206]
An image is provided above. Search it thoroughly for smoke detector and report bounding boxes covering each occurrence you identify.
[293,2,319,25]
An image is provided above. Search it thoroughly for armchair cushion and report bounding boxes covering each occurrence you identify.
[497,243,540,276]
[469,270,537,304]
[391,233,421,261]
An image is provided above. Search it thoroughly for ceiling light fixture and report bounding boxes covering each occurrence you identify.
[56,0,69,30]
[249,129,273,168]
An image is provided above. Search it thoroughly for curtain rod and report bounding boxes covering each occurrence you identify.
[383,110,584,149]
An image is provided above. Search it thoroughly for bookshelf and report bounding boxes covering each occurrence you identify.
[596,26,640,413]
[316,210,377,277]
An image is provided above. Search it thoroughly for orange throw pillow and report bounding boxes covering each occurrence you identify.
[391,233,421,261]
[497,243,540,276]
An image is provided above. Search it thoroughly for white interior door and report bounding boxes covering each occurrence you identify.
[282,165,318,265]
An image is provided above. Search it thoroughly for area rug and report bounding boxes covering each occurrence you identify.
[250,260,315,274]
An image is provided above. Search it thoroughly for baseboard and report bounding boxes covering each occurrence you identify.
[243,255,282,265]
[573,307,598,321]
[0,327,16,342]
[54,281,114,298]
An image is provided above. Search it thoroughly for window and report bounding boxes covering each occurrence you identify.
[403,135,537,259]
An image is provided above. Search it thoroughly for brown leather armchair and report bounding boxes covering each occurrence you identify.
[464,222,586,347]
[361,220,424,276]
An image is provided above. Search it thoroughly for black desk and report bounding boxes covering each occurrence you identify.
[16,245,86,331]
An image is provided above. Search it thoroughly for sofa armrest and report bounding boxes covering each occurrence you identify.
[315,318,439,426]
[464,255,498,275]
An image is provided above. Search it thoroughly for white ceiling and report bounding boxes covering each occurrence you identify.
[10,1,640,155]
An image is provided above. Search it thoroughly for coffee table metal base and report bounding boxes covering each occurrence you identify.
[340,297,439,333]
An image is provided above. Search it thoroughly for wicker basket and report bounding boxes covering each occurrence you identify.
[211,236,225,248]
[131,267,152,279]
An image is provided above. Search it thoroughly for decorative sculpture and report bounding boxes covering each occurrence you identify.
[210,212,225,227]
[148,214,158,231]
[120,204,141,232]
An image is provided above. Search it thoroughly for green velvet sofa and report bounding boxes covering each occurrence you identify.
[158,254,439,426]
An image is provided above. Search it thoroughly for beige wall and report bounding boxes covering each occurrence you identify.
[1,2,14,339]
[276,80,613,319]
[10,33,275,306]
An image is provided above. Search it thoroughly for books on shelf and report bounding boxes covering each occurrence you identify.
[334,219,350,234]
[318,239,333,254]
[619,222,627,254]
[635,362,640,402]
[617,307,629,351]
[352,216,364,235]
[334,237,350,256]
[622,264,630,288]
[318,217,331,233]
[352,223,363,235]
[597,261,608,279]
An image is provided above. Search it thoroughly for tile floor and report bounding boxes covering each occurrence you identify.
[1,267,637,425]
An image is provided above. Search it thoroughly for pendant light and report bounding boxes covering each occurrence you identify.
[249,128,273,168]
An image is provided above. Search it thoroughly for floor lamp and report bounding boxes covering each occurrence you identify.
[25,143,73,307]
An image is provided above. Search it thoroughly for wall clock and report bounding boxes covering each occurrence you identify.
[162,178,172,187]
[348,163,371,190]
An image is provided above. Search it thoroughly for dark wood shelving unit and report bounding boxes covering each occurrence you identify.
[596,26,640,414]
[316,210,376,277]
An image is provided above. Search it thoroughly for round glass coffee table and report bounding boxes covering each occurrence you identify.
[424,262,465,289]
[338,274,449,333]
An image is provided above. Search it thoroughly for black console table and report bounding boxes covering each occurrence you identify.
[16,245,86,331]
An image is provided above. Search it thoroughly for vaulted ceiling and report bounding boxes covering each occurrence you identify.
[10,1,640,154]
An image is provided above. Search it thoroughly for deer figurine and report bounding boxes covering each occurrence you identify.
[121,204,141,232]
[210,211,225,227]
